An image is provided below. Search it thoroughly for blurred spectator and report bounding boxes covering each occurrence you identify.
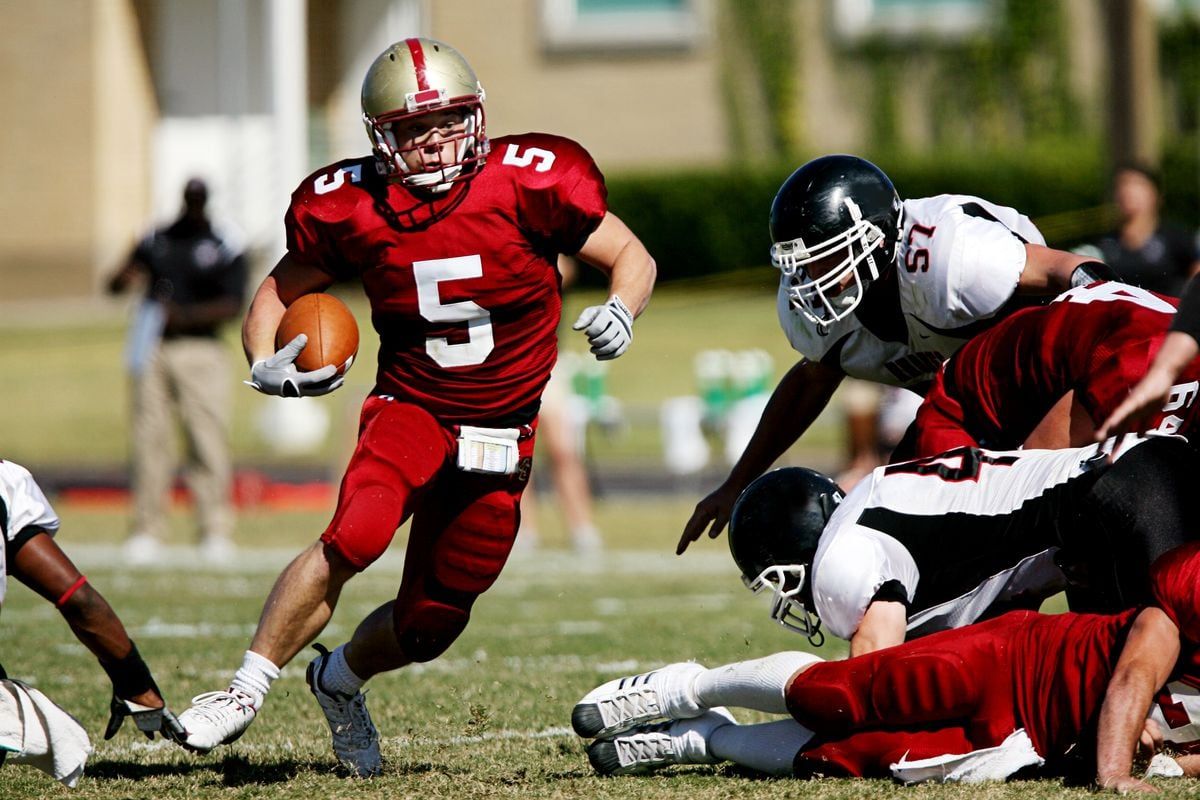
[518,257,603,555]
[107,178,247,565]
[1093,163,1200,296]
[836,382,921,491]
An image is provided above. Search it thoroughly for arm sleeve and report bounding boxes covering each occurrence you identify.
[934,215,1026,325]
[284,196,354,280]
[1172,277,1200,344]
[812,527,919,640]
[511,136,608,255]
[0,461,60,544]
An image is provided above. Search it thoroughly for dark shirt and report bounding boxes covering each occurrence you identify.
[1095,224,1198,297]
[132,218,247,339]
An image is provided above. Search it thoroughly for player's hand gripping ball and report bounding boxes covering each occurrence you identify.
[275,293,360,375]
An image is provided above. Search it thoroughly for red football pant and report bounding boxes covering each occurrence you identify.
[321,395,535,662]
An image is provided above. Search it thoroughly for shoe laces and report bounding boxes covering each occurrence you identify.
[317,684,377,749]
[615,724,674,766]
[599,684,662,727]
[187,689,256,725]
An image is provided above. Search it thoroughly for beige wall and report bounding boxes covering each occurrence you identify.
[0,0,154,301]
[429,0,728,172]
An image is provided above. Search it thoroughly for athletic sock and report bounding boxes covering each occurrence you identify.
[230,650,280,707]
[318,644,366,696]
[693,651,823,714]
[710,719,815,776]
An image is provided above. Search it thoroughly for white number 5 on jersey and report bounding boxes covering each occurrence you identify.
[502,143,555,172]
[414,255,494,368]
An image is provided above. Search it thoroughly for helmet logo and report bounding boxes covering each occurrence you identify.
[406,87,448,112]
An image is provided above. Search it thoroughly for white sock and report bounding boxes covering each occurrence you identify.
[230,650,280,707]
[318,644,365,696]
[710,719,815,776]
[693,652,822,714]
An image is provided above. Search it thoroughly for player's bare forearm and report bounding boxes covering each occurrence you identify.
[1095,608,1180,789]
[1017,244,1098,293]
[849,601,907,657]
[575,212,656,316]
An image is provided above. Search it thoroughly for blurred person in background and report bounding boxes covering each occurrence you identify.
[177,38,655,776]
[517,256,603,556]
[0,459,186,787]
[107,178,248,566]
[679,154,1115,555]
[1092,163,1200,297]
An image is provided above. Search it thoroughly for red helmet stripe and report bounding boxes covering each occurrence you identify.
[405,38,430,91]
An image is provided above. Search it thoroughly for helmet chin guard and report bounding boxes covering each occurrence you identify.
[743,564,825,646]
[771,196,886,330]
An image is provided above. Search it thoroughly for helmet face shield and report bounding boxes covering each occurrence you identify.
[366,99,488,191]
[771,197,886,329]
[743,564,825,645]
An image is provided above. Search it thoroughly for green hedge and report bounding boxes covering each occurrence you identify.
[600,140,1199,284]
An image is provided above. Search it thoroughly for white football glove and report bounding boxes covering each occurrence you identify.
[245,334,343,398]
[573,296,634,361]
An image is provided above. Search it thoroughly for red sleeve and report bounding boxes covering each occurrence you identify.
[284,162,368,280]
[1151,541,1200,643]
[503,134,608,255]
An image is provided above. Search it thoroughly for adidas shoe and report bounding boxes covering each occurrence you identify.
[178,689,258,753]
[307,644,382,777]
[586,708,737,776]
[572,662,705,738]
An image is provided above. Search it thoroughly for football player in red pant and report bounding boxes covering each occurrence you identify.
[178,38,656,775]
[572,541,1200,793]
[898,281,1199,460]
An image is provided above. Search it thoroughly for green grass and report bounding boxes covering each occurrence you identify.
[0,505,1188,799]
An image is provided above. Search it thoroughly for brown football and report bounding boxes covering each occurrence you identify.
[275,293,360,375]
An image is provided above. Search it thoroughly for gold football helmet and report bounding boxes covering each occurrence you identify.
[361,38,489,191]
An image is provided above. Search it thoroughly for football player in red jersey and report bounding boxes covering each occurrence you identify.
[178,38,656,774]
[1098,276,1200,440]
[571,542,1200,792]
[899,281,1200,460]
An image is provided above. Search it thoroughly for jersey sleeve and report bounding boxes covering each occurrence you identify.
[0,460,61,544]
[506,134,608,255]
[1152,541,1200,644]
[926,213,1026,327]
[811,526,920,641]
[284,164,366,280]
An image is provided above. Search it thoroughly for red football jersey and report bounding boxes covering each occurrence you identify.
[285,133,607,424]
[911,282,1197,455]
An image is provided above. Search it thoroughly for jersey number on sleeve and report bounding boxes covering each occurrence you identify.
[502,143,556,173]
[414,256,494,368]
[313,164,363,195]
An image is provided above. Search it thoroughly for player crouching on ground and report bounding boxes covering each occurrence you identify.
[572,540,1200,791]
[177,37,656,777]
[0,459,186,786]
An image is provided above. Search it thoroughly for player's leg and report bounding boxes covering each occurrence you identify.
[170,338,235,559]
[572,651,821,738]
[180,398,450,753]
[126,346,175,561]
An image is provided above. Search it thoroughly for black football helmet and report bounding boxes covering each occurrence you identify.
[769,155,903,330]
[728,467,844,645]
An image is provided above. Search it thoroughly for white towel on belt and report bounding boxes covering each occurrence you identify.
[0,679,93,787]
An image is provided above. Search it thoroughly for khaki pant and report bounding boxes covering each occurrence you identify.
[129,337,233,543]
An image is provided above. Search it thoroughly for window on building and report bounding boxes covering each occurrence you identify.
[541,0,704,51]
[833,0,995,41]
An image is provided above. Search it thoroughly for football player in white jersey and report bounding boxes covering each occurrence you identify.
[725,433,1198,657]
[0,459,187,754]
[679,154,1116,556]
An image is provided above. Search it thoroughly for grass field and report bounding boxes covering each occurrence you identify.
[2,503,1190,799]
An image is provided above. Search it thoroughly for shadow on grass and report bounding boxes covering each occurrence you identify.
[86,754,307,786]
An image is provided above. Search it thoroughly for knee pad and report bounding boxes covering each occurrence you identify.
[393,596,471,663]
[323,483,405,569]
[787,661,873,733]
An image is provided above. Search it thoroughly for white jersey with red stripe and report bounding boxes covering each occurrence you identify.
[777,194,1046,388]
[0,460,60,606]
[810,436,1149,641]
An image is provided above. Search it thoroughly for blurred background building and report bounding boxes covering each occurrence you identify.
[2,0,1197,301]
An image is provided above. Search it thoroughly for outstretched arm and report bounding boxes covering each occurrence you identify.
[677,358,844,555]
[1017,245,1115,293]
[10,533,185,742]
[1095,606,1180,793]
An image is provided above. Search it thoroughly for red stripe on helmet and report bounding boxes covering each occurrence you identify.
[406,38,429,91]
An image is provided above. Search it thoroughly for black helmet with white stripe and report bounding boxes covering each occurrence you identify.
[728,467,844,645]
